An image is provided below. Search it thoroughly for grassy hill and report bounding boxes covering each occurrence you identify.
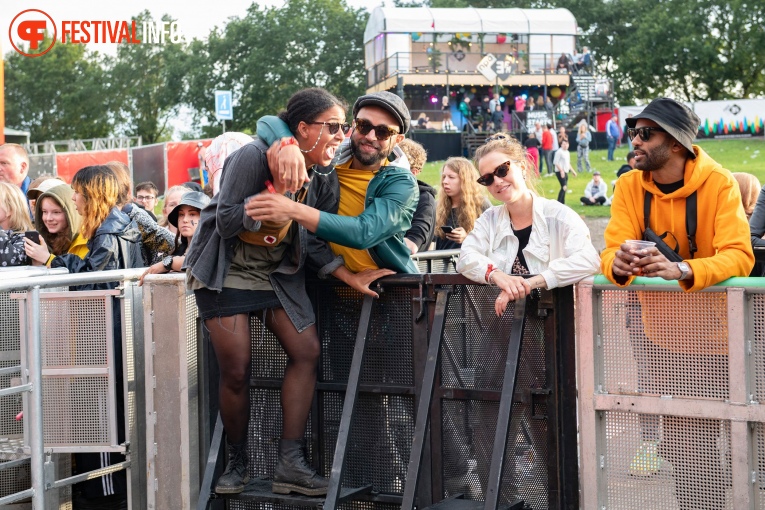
[419,137,765,218]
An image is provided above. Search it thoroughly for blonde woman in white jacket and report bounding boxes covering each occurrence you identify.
[457,137,601,316]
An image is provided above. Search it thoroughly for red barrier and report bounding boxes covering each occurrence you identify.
[166,140,211,188]
[55,150,129,183]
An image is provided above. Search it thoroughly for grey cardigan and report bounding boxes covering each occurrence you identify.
[183,138,344,332]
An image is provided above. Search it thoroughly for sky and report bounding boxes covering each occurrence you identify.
[3,0,382,57]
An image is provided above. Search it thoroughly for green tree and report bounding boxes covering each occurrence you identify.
[5,34,113,142]
[184,0,368,134]
[109,11,189,143]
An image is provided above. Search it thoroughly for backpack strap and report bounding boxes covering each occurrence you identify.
[644,189,698,259]
[686,191,697,259]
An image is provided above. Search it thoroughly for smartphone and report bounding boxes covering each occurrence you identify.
[24,231,40,244]
[441,226,454,234]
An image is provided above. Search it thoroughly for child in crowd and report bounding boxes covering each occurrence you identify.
[24,183,88,266]
[435,157,491,251]
[0,182,33,267]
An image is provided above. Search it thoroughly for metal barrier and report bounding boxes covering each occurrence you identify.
[576,276,765,510]
[411,249,460,274]
[0,269,147,509]
[192,272,578,509]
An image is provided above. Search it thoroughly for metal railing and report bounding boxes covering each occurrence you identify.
[23,136,142,155]
[0,268,146,508]
[576,275,765,510]
[367,51,575,88]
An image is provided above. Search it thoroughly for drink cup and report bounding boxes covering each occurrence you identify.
[624,240,656,275]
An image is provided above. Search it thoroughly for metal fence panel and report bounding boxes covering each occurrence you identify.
[578,278,762,510]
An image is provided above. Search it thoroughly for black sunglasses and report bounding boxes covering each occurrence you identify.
[354,118,399,141]
[626,126,666,142]
[307,121,351,135]
[477,160,521,186]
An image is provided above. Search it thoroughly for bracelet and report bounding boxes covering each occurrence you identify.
[488,269,500,286]
[485,264,496,283]
[45,254,55,267]
[264,180,277,194]
[280,137,298,148]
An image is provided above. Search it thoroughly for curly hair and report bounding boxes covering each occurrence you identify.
[71,165,120,240]
[473,136,540,197]
[435,157,486,239]
[0,182,32,231]
[397,139,428,174]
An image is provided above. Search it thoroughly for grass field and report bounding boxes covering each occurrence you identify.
[419,137,765,218]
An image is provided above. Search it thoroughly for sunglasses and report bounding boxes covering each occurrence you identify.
[626,126,666,142]
[485,133,510,143]
[477,160,522,186]
[354,118,399,141]
[307,121,352,135]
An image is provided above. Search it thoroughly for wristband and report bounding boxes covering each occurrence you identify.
[264,180,277,194]
[488,269,500,286]
[485,264,496,283]
[280,137,298,148]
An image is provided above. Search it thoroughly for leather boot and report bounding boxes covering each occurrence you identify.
[215,440,249,494]
[272,439,329,496]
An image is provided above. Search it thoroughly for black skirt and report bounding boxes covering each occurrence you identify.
[194,287,282,321]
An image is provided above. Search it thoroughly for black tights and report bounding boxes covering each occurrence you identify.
[206,308,320,443]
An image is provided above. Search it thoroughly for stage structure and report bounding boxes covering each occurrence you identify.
[364,7,614,158]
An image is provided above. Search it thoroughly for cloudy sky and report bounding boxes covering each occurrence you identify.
[4,0,382,57]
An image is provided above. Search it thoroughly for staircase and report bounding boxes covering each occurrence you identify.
[558,73,614,128]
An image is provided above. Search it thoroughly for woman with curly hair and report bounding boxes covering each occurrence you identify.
[434,157,491,250]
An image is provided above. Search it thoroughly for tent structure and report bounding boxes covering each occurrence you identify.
[364,7,578,91]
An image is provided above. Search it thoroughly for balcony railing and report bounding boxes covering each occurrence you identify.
[367,51,577,88]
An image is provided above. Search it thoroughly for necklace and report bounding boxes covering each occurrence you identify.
[300,122,324,154]
[313,164,335,176]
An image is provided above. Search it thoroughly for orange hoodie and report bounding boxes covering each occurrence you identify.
[601,145,754,292]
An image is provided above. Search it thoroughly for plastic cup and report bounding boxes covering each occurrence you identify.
[624,240,656,275]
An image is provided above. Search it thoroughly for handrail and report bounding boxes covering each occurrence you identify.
[0,268,146,293]
[592,274,765,289]
[410,249,460,261]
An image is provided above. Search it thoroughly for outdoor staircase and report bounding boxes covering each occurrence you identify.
[558,73,614,128]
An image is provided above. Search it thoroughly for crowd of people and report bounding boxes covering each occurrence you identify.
[0,91,759,510]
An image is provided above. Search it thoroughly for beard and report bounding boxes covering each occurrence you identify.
[635,142,672,172]
[350,135,390,166]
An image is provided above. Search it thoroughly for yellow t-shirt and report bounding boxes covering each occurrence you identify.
[329,160,379,273]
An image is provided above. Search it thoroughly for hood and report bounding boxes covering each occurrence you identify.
[417,179,437,198]
[97,207,142,243]
[640,145,719,199]
[333,138,411,172]
[35,184,83,246]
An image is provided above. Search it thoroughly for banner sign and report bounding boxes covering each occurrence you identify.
[526,111,551,133]
[620,99,765,139]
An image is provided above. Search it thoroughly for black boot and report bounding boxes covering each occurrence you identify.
[272,439,329,496]
[215,440,249,494]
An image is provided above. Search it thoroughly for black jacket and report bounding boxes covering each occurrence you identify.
[405,180,437,253]
[52,207,143,290]
[749,184,765,276]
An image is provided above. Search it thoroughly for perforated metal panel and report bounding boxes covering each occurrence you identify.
[755,423,765,510]
[599,289,729,400]
[437,284,549,509]
[15,292,120,450]
[603,411,732,510]
[0,291,22,438]
[752,294,765,403]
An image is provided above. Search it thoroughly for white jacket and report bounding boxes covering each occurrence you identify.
[456,195,601,289]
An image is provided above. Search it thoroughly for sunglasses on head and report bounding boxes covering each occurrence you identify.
[354,118,399,141]
[477,160,522,186]
[626,126,666,142]
[307,121,352,135]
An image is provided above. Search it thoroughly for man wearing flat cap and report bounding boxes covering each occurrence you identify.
[602,97,753,289]
[254,91,419,274]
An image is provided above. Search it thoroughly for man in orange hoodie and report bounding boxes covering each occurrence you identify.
[600,97,752,509]
[602,97,753,290]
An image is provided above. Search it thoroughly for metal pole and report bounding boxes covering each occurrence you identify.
[221,120,226,134]
[29,285,45,509]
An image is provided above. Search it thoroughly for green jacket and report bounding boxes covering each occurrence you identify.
[257,116,419,273]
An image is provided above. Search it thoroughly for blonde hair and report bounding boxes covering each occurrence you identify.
[158,185,192,227]
[71,166,120,240]
[397,139,428,173]
[0,182,32,231]
[578,123,588,135]
[435,157,486,238]
[104,161,132,206]
[733,172,761,220]
[473,136,540,196]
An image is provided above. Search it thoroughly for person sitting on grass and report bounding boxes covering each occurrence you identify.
[581,171,608,206]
